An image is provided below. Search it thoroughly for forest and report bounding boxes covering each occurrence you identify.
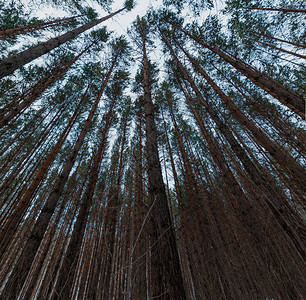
[0,0,305,299]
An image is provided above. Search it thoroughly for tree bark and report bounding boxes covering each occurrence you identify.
[0,43,93,129]
[170,23,305,118]
[176,41,306,196]
[1,54,117,299]
[0,15,83,39]
[253,31,306,49]
[163,32,306,261]
[52,96,115,299]
[140,24,186,300]
[0,7,125,79]
[249,37,306,59]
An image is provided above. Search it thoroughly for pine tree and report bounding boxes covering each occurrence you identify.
[0,1,305,299]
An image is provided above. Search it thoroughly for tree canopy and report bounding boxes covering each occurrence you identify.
[0,0,305,299]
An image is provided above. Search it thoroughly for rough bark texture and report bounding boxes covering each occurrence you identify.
[1,55,117,298]
[141,25,186,300]
[53,92,116,299]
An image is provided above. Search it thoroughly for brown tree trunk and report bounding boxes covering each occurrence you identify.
[0,43,93,129]
[140,24,186,300]
[249,37,306,59]
[0,15,83,39]
[212,64,306,154]
[0,54,117,299]
[182,62,305,259]
[0,91,85,256]
[0,103,66,197]
[177,41,306,196]
[52,94,116,299]
[165,105,218,298]
[253,31,306,48]
[99,117,127,299]
[131,111,148,299]
[163,34,306,266]
[21,158,84,299]
[0,7,125,78]
[170,23,305,118]
[178,77,305,297]
[162,118,199,299]
[0,109,52,178]
[0,108,51,158]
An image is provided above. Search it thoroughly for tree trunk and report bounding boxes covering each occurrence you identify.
[177,41,306,196]
[0,15,83,39]
[163,33,306,262]
[100,117,127,299]
[0,91,85,255]
[0,7,125,78]
[170,23,305,118]
[0,103,66,197]
[140,26,186,300]
[0,43,93,129]
[249,37,306,59]
[1,54,117,299]
[253,31,306,49]
[52,94,116,299]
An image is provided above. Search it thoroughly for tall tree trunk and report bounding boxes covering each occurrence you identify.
[248,37,306,59]
[53,94,116,299]
[0,108,51,158]
[169,23,305,118]
[0,43,93,129]
[1,54,118,299]
[0,15,83,39]
[140,26,186,300]
[100,117,127,299]
[20,157,84,299]
[166,105,217,298]
[0,7,125,78]
[163,33,306,261]
[0,92,84,254]
[252,31,306,48]
[0,103,66,197]
[176,41,306,197]
[242,7,306,13]
[212,64,306,155]
[131,111,148,300]
[162,116,200,298]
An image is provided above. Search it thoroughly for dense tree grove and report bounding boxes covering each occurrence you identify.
[0,0,305,299]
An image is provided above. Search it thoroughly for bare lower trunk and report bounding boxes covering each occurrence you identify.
[53,95,116,299]
[140,25,186,299]
[1,55,117,299]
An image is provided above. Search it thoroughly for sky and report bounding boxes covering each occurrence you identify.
[19,0,224,101]
[102,0,164,35]
[33,0,164,36]
[30,0,224,37]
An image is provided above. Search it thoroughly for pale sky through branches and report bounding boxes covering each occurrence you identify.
[104,0,163,35]
[32,0,164,36]
[29,0,222,37]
